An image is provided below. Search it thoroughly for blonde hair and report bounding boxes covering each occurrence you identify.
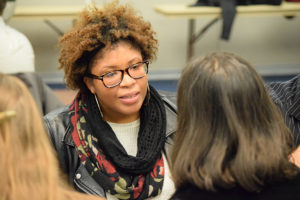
[0,74,103,200]
[171,52,298,192]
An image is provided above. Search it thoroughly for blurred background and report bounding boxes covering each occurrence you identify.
[5,0,300,102]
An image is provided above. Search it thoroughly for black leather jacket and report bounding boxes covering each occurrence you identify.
[43,91,177,197]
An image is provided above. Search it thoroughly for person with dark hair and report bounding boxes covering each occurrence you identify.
[44,2,177,200]
[0,73,104,200]
[170,52,300,200]
[0,0,35,73]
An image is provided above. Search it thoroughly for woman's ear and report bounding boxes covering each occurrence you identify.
[83,76,95,94]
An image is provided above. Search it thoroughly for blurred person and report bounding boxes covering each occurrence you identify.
[266,74,300,173]
[0,1,61,115]
[0,73,105,200]
[12,72,64,115]
[170,52,300,200]
[0,0,35,73]
[266,75,300,146]
[44,2,177,200]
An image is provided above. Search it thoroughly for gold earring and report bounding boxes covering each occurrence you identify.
[94,94,103,118]
[144,84,150,106]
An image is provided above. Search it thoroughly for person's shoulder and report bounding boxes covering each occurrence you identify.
[257,170,300,199]
[284,169,300,187]
[2,23,33,50]
[43,106,70,144]
[158,90,177,112]
[267,74,300,92]
[158,90,177,100]
[12,72,40,85]
[44,105,69,122]
[5,24,29,39]
[170,184,222,200]
[266,74,300,104]
[43,105,70,132]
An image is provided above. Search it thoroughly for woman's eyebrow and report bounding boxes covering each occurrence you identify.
[100,57,142,71]
[101,65,119,70]
[127,57,142,65]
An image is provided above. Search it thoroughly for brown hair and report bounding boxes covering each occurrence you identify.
[171,52,298,192]
[0,0,7,15]
[59,1,158,91]
[0,74,103,200]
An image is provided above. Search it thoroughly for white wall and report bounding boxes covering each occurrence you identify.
[7,0,300,81]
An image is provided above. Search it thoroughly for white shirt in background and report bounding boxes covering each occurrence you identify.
[0,17,35,73]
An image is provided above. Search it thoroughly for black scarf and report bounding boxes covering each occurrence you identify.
[70,85,166,199]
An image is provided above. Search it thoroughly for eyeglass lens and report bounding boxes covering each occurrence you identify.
[103,62,147,87]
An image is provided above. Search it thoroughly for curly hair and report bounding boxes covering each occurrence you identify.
[58,1,158,91]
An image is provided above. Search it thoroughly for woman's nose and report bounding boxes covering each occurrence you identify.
[119,72,135,87]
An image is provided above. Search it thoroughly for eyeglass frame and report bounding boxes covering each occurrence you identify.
[85,60,149,88]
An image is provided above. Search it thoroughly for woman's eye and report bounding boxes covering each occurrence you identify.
[105,71,118,78]
[131,64,140,70]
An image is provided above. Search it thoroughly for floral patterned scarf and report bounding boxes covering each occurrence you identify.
[69,87,166,199]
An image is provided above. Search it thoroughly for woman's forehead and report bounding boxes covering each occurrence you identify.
[89,42,142,72]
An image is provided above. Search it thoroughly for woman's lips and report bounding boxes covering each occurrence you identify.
[119,92,140,104]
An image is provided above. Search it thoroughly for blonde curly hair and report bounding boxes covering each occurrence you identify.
[59,1,158,91]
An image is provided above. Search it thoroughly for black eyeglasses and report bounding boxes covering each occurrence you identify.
[86,61,149,88]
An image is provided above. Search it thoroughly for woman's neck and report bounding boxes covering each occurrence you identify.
[103,111,140,123]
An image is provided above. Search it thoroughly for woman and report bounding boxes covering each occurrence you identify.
[43,2,177,200]
[0,74,103,200]
[170,52,300,200]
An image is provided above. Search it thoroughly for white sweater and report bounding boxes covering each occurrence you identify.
[106,120,175,200]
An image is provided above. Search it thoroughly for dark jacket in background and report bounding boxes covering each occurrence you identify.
[266,74,300,146]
